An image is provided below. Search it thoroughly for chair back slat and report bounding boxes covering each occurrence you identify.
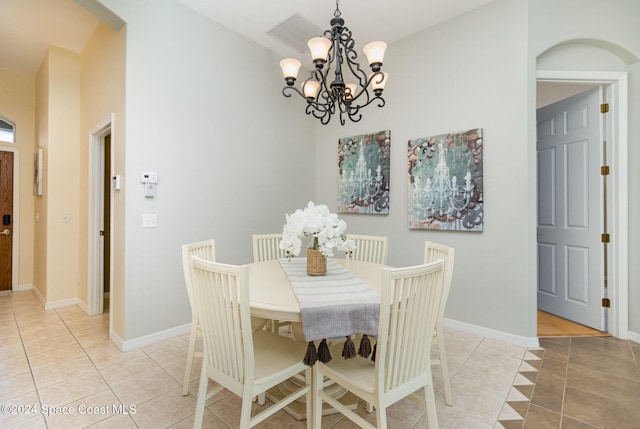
[190,256,252,389]
[346,234,389,265]
[181,240,216,313]
[378,260,445,393]
[253,233,287,262]
[424,242,455,322]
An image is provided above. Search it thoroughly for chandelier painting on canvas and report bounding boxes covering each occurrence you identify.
[338,130,390,214]
[408,128,483,231]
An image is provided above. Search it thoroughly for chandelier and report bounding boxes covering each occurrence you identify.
[279,0,388,125]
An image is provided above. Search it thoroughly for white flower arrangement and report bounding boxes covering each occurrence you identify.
[279,201,356,258]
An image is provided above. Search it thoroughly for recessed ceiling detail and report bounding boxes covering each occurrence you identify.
[267,14,323,54]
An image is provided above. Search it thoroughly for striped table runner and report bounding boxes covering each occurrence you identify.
[279,258,380,364]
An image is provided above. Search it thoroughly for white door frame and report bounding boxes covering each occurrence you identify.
[536,70,629,339]
[0,145,19,291]
[88,114,114,318]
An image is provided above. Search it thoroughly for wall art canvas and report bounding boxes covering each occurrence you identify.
[338,130,390,214]
[33,148,43,196]
[408,128,483,231]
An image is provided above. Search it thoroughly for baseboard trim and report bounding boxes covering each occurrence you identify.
[44,297,79,310]
[444,318,541,348]
[15,283,33,292]
[628,330,640,345]
[114,323,192,352]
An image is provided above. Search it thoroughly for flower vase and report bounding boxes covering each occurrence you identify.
[307,248,327,276]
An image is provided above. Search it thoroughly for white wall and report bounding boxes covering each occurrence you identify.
[97,0,315,340]
[316,0,534,340]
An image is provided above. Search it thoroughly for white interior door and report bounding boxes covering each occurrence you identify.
[537,87,603,330]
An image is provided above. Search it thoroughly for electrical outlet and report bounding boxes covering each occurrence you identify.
[142,214,157,228]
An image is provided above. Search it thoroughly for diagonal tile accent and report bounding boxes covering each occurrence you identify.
[498,347,543,429]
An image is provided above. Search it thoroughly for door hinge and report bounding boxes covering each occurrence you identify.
[602,298,611,308]
[600,103,609,113]
[601,166,610,175]
[601,233,610,243]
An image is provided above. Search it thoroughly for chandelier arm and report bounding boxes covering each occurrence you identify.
[282,85,308,100]
[351,95,386,111]
[344,68,387,106]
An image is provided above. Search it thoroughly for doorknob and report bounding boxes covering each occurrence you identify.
[0,229,10,235]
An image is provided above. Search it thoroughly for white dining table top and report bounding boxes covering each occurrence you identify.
[248,258,386,323]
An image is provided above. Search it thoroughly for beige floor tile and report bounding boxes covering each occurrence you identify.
[140,335,187,354]
[37,370,109,408]
[27,343,86,370]
[0,390,41,428]
[43,389,124,429]
[0,372,37,402]
[65,316,109,333]
[110,366,181,405]
[131,387,197,429]
[145,341,189,368]
[19,324,71,343]
[31,355,99,388]
[449,375,509,424]
[432,399,494,429]
[161,354,202,387]
[0,328,21,343]
[83,339,146,369]
[84,413,139,428]
[99,354,164,386]
[0,342,26,362]
[0,356,31,381]
[72,325,110,346]
[167,407,228,428]
[23,333,79,356]
[15,310,61,325]
[4,413,48,429]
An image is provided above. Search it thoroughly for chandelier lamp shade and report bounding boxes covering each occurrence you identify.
[279,0,388,125]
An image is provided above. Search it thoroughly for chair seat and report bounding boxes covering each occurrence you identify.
[321,354,376,395]
[252,330,308,384]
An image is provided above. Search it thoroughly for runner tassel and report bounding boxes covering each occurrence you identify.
[318,339,332,363]
[358,334,372,358]
[342,336,356,359]
[303,341,318,366]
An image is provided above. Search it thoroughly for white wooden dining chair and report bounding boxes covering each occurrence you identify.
[180,239,216,396]
[252,233,287,262]
[424,241,455,406]
[312,260,446,429]
[345,234,389,413]
[189,256,312,429]
[346,234,389,265]
[252,233,291,334]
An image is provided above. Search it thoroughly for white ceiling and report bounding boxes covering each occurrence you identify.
[1,0,496,75]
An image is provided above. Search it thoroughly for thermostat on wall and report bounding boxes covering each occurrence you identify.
[140,172,158,183]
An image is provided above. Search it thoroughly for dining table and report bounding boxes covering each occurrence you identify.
[248,257,386,422]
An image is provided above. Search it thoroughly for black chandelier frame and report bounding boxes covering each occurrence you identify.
[281,1,387,125]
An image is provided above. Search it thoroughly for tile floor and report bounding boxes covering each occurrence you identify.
[0,290,638,428]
